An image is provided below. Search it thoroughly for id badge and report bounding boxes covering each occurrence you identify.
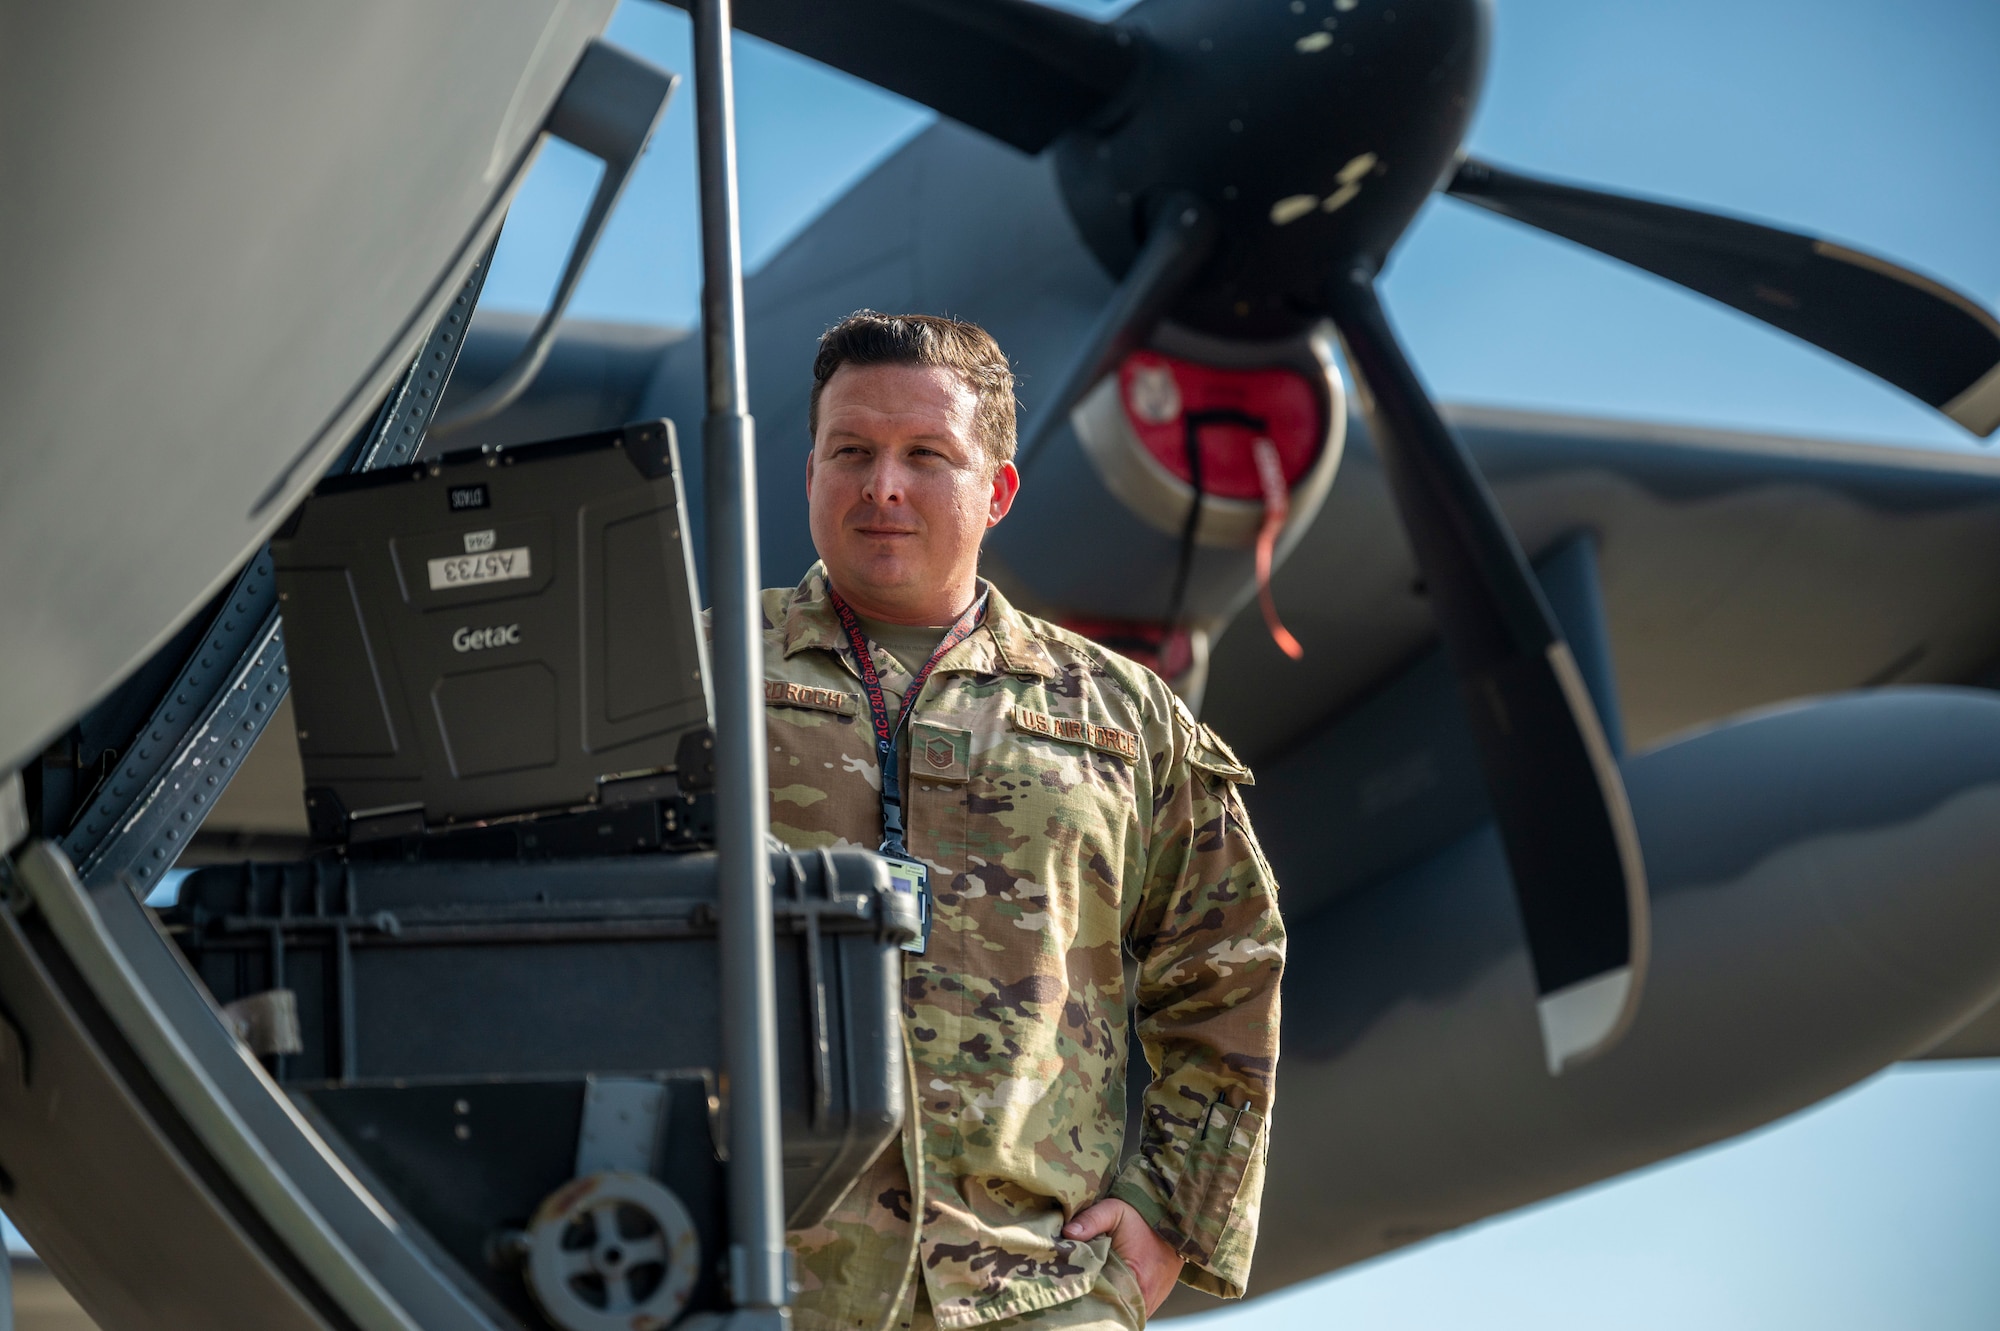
[881,852,931,955]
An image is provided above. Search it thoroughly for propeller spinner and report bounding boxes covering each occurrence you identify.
[667,0,2000,1072]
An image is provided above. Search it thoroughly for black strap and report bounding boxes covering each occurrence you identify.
[828,588,987,857]
[1164,407,1268,629]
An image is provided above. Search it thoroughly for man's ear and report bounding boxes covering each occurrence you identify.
[987,459,1021,528]
[805,443,816,499]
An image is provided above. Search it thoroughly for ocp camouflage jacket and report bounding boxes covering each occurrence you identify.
[757,565,1283,1331]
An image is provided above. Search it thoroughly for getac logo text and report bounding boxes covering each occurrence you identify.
[452,624,521,653]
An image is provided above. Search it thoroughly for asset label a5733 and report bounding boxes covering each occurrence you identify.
[426,546,532,590]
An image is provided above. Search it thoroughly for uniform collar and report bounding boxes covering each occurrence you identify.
[783,562,1055,679]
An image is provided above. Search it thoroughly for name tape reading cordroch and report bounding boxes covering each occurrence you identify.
[427,546,532,591]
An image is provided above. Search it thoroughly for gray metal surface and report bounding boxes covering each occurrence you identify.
[1,774,24,858]
[7,1258,97,1331]
[1917,996,2000,1060]
[61,846,506,1330]
[0,1241,9,1331]
[692,0,791,1318]
[1253,533,1627,925]
[0,889,333,1331]
[0,0,617,776]
[575,1078,671,1177]
[14,843,418,1319]
[1207,686,2000,1308]
[73,613,290,897]
[354,247,500,476]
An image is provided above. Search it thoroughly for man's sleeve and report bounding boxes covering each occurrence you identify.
[1109,701,1284,1299]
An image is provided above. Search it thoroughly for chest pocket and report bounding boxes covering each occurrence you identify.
[761,680,866,836]
[981,707,1144,838]
[951,701,1146,951]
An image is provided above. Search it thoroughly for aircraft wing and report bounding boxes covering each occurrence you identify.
[1206,408,2000,769]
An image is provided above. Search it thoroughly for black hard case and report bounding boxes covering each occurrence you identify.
[165,847,912,1312]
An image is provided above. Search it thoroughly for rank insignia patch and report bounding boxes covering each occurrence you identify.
[910,721,970,783]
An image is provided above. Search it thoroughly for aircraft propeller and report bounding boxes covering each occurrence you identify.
[662,0,2000,1072]
[1442,157,2000,436]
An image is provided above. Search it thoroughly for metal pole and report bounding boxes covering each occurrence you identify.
[692,0,789,1324]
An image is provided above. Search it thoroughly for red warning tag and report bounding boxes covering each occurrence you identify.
[1117,350,1318,659]
[1118,350,1321,497]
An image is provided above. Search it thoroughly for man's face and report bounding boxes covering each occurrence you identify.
[807,362,1019,622]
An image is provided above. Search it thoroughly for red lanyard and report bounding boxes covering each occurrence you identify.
[827,586,986,858]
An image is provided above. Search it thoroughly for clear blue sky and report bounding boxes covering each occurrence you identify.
[479,1,2000,1326]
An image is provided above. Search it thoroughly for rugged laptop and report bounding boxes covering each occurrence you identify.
[272,419,709,839]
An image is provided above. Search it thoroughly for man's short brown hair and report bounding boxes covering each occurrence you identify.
[809,311,1018,470]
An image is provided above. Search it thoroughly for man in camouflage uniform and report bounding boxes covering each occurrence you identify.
[760,311,1283,1331]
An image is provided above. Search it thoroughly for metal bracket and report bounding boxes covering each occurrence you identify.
[220,989,305,1059]
[74,616,290,895]
[1,769,25,858]
[575,1076,669,1177]
[431,41,679,436]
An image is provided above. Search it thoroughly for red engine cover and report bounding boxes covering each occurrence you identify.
[1117,350,1322,497]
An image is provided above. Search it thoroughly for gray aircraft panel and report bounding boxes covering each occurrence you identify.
[1186,686,2000,1309]
[0,0,617,776]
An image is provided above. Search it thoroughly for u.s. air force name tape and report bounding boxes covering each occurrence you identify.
[1010,707,1141,761]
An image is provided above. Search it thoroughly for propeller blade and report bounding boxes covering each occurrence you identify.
[1326,268,1650,1075]
[1447,156,2000,437]
[661,0,1140,154]
[1017,193,1219,471]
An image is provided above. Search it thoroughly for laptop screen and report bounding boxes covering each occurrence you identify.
[273,419,709,839]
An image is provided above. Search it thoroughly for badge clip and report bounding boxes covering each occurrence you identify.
[881,853,930,955]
